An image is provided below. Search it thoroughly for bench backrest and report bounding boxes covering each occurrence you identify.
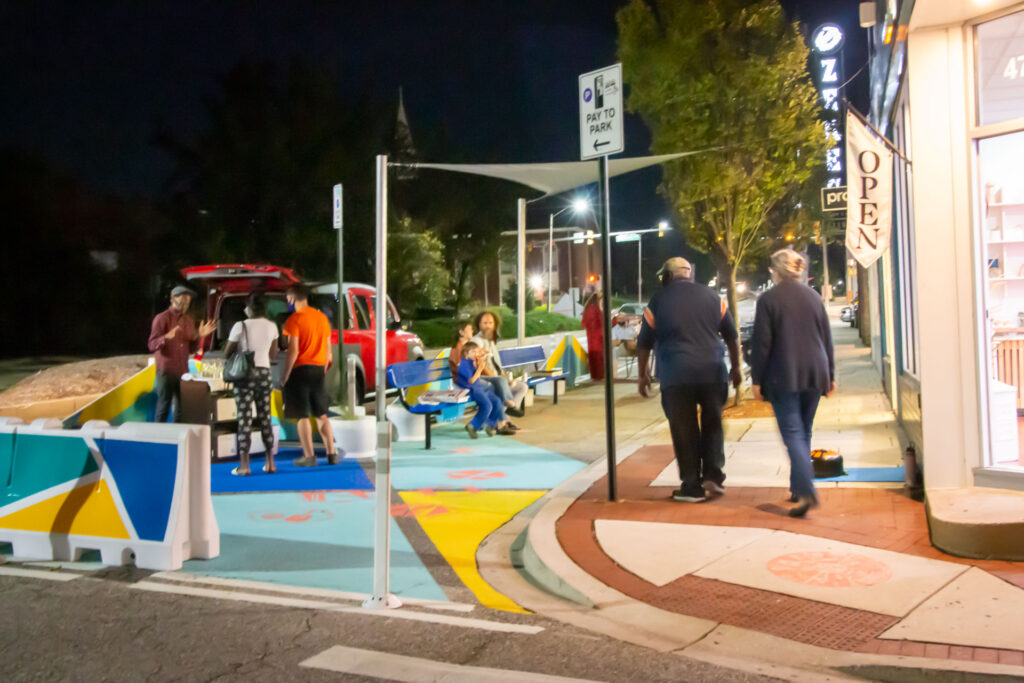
[499,344,547,369]
[387,358,451,390]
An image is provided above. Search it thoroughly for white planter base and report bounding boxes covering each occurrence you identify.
[331,416,376,459]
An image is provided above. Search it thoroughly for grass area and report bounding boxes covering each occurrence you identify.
[409,305,582,348]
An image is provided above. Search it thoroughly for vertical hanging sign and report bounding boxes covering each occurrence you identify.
[845,111,893,267]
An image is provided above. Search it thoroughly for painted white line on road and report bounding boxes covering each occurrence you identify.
[0,566,82,582]
[149,571,475,612]
[300,645,596,682]
[130,581,543,635]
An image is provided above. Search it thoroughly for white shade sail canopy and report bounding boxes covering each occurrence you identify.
[403,151,710,197]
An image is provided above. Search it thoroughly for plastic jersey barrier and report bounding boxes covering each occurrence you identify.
[0,417,219,570]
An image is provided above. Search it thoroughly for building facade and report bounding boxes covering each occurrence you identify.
[868,0,1024,491]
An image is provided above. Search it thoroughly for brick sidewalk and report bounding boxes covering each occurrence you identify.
[555,444,1024,666]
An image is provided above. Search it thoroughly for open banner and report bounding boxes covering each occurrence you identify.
[846,111,893,268]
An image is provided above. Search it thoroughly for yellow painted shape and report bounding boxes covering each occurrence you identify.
[400,490,545,613]
[78,364,156,423]
[0,480,130,539]
[544,338,567,371]
[270,389,283,419]
[571,336,588,363]
[406,350,448,406]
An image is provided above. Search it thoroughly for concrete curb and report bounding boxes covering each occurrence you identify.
[512,443,1024,680]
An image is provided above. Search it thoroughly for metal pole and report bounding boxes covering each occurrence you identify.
[364,155,400,610]
[335,184,346,411]
[517,199,526,345]
[548,213,554,311]
[822,233,831,302]
[598,156,617,501]
[637,237,642,303]
[569,240,575,318]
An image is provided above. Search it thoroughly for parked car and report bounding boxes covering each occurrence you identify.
[180,264,424,403]
[611,302,645,326]
[840,301,859,327]
[739,320,754,365]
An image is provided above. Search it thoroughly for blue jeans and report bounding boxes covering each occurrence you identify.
[770,391,821,500]
[467,383,505,430]
[482,375,513,403]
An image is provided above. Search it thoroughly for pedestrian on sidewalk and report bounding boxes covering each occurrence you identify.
[147,285,216,422]
[224,292,279,476]
[280,284,338,467]
[581,292,606,381]
[637,257,743,503]
[750,249,835,518]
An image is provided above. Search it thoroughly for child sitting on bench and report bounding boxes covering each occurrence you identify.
[456,342,515,438]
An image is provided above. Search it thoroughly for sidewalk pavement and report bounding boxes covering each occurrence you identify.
[504,315,1024,680]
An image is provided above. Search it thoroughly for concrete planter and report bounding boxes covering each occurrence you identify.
[331,415,375,459]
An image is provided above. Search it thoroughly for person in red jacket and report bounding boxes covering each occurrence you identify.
[581,291,605,381]
[147,285,216,422]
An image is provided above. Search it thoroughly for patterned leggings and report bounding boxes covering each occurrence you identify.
[233,367,275,458]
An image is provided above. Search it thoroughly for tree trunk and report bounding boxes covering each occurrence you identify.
[724,264,742,408]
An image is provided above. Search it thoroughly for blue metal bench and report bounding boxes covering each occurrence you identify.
[387,358,468,449]
[498,345,569,405]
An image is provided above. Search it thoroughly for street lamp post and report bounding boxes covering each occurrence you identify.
[548,198,590,311]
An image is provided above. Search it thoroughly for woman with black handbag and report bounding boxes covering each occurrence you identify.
[224,292,279,476]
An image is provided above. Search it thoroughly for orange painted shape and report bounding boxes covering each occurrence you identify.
[0,480,130,539]
[766,551,892,588]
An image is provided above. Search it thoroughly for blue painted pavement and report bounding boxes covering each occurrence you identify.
[389,423,585,491]
[182,491,448,601]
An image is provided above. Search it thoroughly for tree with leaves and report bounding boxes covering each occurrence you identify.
[617,0,828,321]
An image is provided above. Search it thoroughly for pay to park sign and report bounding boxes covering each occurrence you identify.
[845,110,893,268]
[579,63,624,161]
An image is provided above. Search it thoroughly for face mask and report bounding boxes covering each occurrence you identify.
[244,306,254,319]
[287,301,296,313]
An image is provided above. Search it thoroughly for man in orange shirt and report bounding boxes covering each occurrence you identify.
[281,284,337,467]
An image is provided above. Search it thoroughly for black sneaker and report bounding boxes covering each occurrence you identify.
[703,480,725,499]
[672,487,706,503]
[506,405,525,418]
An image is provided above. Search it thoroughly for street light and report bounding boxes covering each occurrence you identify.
[548,198,591,310]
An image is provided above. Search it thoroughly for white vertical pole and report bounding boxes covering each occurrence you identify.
[548,213,554,311]
[517,199,526,345]
[364,154,400,610]
[637,238,642,302]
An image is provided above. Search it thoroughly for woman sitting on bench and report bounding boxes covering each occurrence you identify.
[456,342,515,438]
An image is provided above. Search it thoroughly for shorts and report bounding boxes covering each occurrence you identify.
[283,365,329,419]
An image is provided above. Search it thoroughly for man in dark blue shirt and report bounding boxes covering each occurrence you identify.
[637,258,742,502]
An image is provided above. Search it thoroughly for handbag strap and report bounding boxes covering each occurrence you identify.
[240,320,249,350]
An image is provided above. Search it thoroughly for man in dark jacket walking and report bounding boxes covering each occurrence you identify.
[637,258,743,502]
[147,285,216,422]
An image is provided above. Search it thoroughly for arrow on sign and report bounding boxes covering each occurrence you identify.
[594,140,611,150]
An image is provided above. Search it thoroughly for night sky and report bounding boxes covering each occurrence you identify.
[1,0,868,235]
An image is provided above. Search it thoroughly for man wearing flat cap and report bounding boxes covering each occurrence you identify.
[147,285,216,422]
[637,257,742,503]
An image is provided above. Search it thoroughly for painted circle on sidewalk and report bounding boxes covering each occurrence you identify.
[766,551,892,588]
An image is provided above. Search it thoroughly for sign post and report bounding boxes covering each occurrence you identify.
[580,63,623,502]
[333,184,346,410]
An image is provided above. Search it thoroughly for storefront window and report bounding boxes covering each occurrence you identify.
[976,11,1024,126]
[979,130,1024,469]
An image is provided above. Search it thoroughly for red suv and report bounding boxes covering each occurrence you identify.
[181,264,425,403]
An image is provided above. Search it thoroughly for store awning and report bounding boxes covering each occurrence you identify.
[402,151,712,197]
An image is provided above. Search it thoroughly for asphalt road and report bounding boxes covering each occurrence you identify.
[0,569,782,682]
